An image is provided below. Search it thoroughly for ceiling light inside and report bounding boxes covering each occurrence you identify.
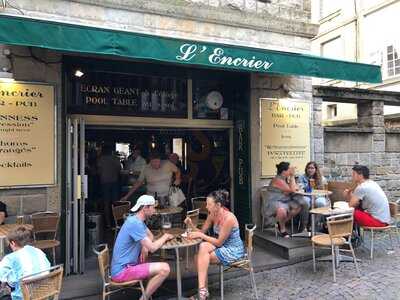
[74,69,84,77]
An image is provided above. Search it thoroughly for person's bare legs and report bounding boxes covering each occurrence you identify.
[276,207,290,234]
[139,262,170,300]
[197,242,218,290]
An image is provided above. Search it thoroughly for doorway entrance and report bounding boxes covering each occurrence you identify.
[65,118,232,274]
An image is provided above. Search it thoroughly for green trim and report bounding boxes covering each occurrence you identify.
[0,15,382,83]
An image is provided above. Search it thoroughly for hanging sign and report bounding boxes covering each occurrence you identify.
[260,98,311,177]
[0,82,55,187]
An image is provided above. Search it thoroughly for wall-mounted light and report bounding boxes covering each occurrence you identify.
[74,69,84,77]
[0,47,14,82]
[281,83,302,99]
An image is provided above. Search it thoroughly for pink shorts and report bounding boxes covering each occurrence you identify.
[112,263,151,282]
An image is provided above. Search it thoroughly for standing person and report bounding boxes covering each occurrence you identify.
[121,151,181,202]
[97,144,122,228]
[111,195,174,300]
[263,162,308,237]
[0,227,50,300]
[298,161,328,208]
[125,145,147,175]
[344,165,390,227]
[184,190,244,300]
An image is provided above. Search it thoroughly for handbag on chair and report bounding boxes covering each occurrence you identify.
[169,186,186,207]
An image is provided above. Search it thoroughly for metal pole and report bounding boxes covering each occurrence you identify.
[175,248,182,300]
[72,118,79,273]
[79,118,86,273]
[65,118,72,275]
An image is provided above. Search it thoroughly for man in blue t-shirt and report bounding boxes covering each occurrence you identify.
[111,195,173,300]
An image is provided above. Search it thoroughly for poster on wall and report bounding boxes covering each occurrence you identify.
[260,98,311,177]
[0,82,55,187]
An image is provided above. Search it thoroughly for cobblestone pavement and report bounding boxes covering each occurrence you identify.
[211,231,400,300]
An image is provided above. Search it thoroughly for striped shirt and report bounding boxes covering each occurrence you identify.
[0,245,51,300]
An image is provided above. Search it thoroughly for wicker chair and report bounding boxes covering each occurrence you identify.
[20,265,63,300]
[312,213,360,282]
[219,224,259,300]
[361,202,399,259]
[93,244,146,300]
[30,212,61,265]
[111,201,131,242]
[191,197,207,228]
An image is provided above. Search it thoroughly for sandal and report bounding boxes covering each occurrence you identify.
[189,287,209,300]
[277,223,290,238]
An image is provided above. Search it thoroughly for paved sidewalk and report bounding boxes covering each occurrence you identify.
[212,232,400,300]
[77,231,400,299]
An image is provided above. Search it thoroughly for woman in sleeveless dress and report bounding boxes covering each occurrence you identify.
[184,190,244,300]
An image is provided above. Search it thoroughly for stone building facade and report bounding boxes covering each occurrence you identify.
[0,0,317,222]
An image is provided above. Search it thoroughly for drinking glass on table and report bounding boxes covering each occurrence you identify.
[161,215,172,232]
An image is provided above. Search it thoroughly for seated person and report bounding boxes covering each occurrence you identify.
[298,161,328,208]
[184,190,244,300]
[0,227,51,300]
[344,165,390,227]
[0,201,7,225]
[111,195,174,300]
[263,162,308,237]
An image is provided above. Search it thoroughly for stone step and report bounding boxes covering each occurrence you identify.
[254,228,319,261]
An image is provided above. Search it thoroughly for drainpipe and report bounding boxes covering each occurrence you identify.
[354,0,360,87]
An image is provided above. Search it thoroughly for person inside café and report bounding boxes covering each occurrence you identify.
[97,143,122,228]
[111,195,174,300]
[184,190,244,300]
[344,164,390,227]
[0,226,51,300]
[298,161,328,208]
[121,151,181,203]
[124,145,147,175]
[263,161,308,238]
[0,201,7,225]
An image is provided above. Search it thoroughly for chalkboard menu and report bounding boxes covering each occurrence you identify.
[68,72,187,117]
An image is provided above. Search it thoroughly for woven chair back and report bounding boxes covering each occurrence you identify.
[95,244,111,284]
[112,201,131,224]
[389,202,398,218]
[327,181,355,204]
[244,224,256,255]
[31,212,60,239]
[191,197,207,216]
[186,208,200,227]
[21,265,63,300]
[327,213,353,239]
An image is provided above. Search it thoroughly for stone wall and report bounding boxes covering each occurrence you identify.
[321,100,400,201]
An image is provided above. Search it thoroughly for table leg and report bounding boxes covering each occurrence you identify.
[0,237,4,259]
[175,248,182,300]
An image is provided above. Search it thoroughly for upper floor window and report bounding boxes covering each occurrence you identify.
[321,36,343,59]
[320,0,340,19]
[387,45,400,77]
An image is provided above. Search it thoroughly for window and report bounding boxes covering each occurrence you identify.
[327,104,337,119]
[321,37,343,59]
[387,45,400,77]
[320,0,340,19]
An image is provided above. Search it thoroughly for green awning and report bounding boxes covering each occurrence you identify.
[0,15,381,83]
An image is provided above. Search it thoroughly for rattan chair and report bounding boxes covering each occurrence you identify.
[20,264,63,300]
[94,244,146,300]
[111,201,131,242]
[191,197,207,228]
[31,212,61,265]
[312,213,360,282]
[361,202,399,259]
[219,224,259,300]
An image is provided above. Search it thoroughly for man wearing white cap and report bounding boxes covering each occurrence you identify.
[111,195,173,300]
